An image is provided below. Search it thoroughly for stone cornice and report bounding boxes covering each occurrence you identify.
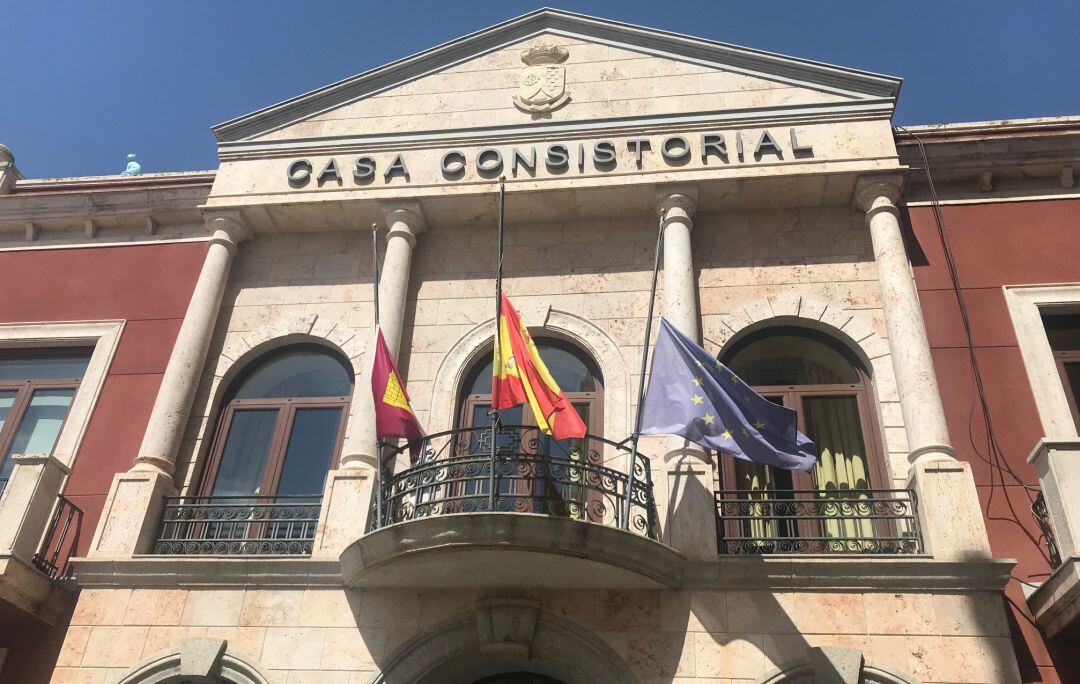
[69,553,1015,592]
[217,100,896,160]
[213,9,900,143]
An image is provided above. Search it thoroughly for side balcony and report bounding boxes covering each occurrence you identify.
[1027,440,1080,638]
[0,454,83,625]
[339,425,684,589]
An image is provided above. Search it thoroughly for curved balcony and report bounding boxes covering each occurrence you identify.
[340,425,683,589]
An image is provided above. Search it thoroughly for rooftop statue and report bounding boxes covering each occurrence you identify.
[120,153,142,176]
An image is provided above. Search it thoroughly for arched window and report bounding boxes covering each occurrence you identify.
[457,337,603,449]
[718,327,887,542]
[200,345,352,499]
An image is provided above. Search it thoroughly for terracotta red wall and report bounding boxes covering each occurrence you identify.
[909,199,1080,683]
[0,241,207,557]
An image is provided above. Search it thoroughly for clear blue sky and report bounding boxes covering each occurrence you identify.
[5,0,1078,178]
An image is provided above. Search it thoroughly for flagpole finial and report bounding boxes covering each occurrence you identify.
[498,175,506,183]
[371,222,379,232]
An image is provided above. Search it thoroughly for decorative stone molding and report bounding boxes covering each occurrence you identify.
[380,200,426,246]
[476,597,540,657]
[205,211,251,252]
[427,309,630,438]
[853,173,904,220]
[116,637,272,684]
[0,143,22,195]
[368,604,636,684]
[1003,284,1080,438]
[656,185,698,226]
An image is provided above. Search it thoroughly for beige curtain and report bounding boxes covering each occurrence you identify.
[734,459,782,548]
[804,396,874,549]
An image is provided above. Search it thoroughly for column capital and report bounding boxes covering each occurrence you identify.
[853,173,905,215]
[381,201,426,246]
[656,185,698,221]
[203,211,251,250]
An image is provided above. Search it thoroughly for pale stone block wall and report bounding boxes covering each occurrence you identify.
[172,206,910,514]
[255,34,852,142]
[53,586,1018,683]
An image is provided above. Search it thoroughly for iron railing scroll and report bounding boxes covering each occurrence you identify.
[370,424,659,540]
[32,495,83,580]
[715,488,923,555]
[153,495,321,556]
[1032,491,1062,569]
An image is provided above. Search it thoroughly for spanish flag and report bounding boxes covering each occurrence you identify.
[492,293,587,441]
[371,328,425,460]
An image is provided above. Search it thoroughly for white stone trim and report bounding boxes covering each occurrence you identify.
[117,637,272,684]
[0,235,211,254]
[1003,284,1080,439]
[0,320,123,470]
[904,191,1080,207]
[427,308,630,438]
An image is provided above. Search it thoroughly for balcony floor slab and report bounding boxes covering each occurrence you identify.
[341,513,686,589]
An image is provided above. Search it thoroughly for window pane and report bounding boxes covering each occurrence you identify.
[464,343,599,396]
[211,409,279,496]
[3,389,75,469]
[276,408,342,497]
[1044,314,1080,351]
[0,390,16,436]
[234,349,352,399]
[726,332,859,385]
[0,350,92,381]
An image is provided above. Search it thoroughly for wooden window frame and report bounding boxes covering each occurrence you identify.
[198,397,350,499]
[198,346,353,501]
[0,347,94,479]
[1053,350,1080,433]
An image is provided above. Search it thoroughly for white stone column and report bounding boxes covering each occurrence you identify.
[89,213,248,557]
[658,187,700,340]
[133,213,250,474]
[338,201,425,469]
[654,186,716,558]
[318,204,425,558]
[855,174,990,559]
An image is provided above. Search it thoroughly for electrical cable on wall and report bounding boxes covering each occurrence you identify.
[894,125,1053,574]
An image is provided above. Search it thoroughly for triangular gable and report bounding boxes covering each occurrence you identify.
[213,9,901,143]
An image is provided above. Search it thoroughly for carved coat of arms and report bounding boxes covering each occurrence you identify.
[513,44,570,113]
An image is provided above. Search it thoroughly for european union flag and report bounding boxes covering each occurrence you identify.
[639,318,817,471]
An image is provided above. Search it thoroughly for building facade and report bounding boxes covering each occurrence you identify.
[0,9,1075,683]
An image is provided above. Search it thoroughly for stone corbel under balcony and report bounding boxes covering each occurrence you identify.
[1027,439,1080,637]
[0,454,76,624]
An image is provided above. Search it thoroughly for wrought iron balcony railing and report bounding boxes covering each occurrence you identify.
[153,495,321,556]
[32,494,83,580]
[715,488,923,555]
[370,425,659,540]
[1032,491,1062,569]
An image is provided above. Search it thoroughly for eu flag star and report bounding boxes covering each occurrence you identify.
[754,420,766,429]
[691,394,704,406]
[721,429,732,440]
[692,377,703,387]
[702,413,715,426]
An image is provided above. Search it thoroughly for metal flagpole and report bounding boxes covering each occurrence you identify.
[488,178,506,511]
[371,222,385,527]
[624,212,667,529]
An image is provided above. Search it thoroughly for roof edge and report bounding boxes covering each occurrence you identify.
[213,8,902,143]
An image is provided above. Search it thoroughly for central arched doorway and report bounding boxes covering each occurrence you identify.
[471,674,567,684]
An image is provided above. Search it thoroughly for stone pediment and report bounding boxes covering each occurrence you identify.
[214,8,901,145]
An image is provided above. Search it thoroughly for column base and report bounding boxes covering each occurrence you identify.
[663,443,718,559]
[907,458,992,560]
[88,469,176,558]
[313,467,374,559]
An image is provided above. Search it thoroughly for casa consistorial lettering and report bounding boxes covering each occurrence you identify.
[285,127,814,187]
